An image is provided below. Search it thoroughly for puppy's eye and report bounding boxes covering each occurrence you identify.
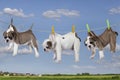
[90,42,93,44]
[9,36,12,40]
[4,36,7,39]
[46,46,49,49]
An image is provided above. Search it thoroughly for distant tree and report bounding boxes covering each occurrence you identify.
[4,72,9,75]
[82,73,90,75]
[76,73,81,76]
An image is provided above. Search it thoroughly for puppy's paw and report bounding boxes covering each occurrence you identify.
[99,54,104,60]
[90,56,94,59]
[35,54,39,58]
[75,60,79,63]
[75,59,79,62]
[55,60,61,63]
[12,53,17,56]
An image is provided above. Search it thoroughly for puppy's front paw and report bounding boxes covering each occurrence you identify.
[75,59,79,62]
[90,56,94,59]
[35,54,39,58]
[55,60,61,63]
[99,53,104,60]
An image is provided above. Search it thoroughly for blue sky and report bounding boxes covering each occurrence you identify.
[0,0,120,74]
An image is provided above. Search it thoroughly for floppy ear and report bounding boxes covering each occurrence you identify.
[11,31,17,39]
[3,31,6,36]
[47,41,52,48]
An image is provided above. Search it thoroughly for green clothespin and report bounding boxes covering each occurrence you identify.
[86,24,90,32]
[106,19,110,29]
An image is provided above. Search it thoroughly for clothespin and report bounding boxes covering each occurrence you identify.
[86,24,91,32]
[106,19,110,30]
[72,25,75,33]
[51,25,55,34]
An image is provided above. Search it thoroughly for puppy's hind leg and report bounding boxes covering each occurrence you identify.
[99,50,104,60]
[110,35,117,53]
[31,40,39,58]
[74,38,80,62]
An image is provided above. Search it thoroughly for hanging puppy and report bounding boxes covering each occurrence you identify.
[42,26,81,63]
[3,19,39,57]
[84,28,118,59]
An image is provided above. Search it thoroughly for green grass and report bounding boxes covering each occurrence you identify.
[0,75,119,80]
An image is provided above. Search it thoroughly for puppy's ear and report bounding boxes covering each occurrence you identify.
[3,31,6,36]
[47,41,52,48]
[11,31,17,39]
[88,31,96,37]
[91,36,99,42]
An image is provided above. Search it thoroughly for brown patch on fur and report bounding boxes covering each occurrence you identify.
[47,41,52,49]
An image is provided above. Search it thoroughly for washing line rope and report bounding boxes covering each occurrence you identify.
[0,19,119,33]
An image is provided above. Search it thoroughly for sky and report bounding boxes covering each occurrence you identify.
[0,0,120,74]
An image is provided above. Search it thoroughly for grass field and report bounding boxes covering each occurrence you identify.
[0,75,120,80]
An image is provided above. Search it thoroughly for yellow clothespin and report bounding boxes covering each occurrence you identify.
[72,25,75,33]
[51,26,55,34]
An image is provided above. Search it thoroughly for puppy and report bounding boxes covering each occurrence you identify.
[42,32,81,63]
[3,19,39,57]
[84,28,118,59]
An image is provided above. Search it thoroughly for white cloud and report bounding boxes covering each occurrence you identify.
[42,9,80,20]
[0,46,32,54]
[3,8,34,18]
[100,55,120,69]
[43,10,61,18]
[72,65,96,69]
[57,9,80,16]
[109,7,120,15]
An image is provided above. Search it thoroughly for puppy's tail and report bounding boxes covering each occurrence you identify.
[29,23,34,30]
[75,33,81,42]
[115,31,118,36]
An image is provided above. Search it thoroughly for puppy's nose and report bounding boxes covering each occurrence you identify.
[85,43,87,46]
[6,40,9,43]
[44,49,46,51]
[88,45,91,48]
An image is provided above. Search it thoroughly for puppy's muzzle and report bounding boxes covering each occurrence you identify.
[6,39,9,43]
[88,45,91,48]
[85,43,87,46]
[84,41,87,46]
[44,48,46,51]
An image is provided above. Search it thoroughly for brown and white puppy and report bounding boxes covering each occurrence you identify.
[3,19,39,57]
[84,28,118,59]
